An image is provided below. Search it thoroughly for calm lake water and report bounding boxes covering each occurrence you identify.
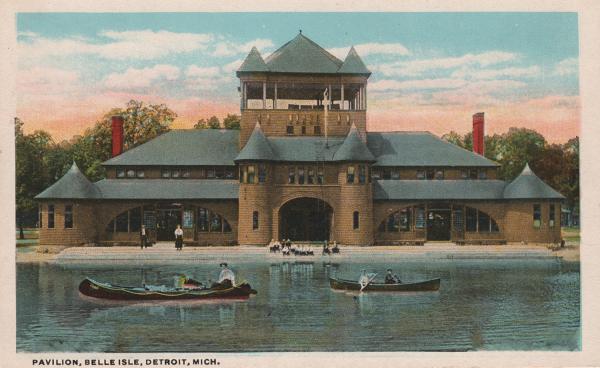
[16,257,580,352]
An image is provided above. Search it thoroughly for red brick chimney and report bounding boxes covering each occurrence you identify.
[472,112,485,156]
[111,115,124,157]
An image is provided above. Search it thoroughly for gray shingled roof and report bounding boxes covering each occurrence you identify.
[338,46,371,75]
[35,162,101,199]
[238,46,269,73]
[332,124,375,162]
[94,179,239,199]
[268,136,345,162]
[373,180,507,200]
[264,33,342,74]
[234,123,276,162]
[102,129,239,166]
[367,132,499,167]
[503,164,565,200]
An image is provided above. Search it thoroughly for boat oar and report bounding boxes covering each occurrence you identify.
[360,273,377,292]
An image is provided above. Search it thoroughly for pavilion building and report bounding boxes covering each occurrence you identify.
[35,33,564,249]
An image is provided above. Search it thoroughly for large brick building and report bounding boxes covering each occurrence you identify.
[35,33,564,249]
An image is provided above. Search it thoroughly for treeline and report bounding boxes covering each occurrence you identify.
[15,100,241,229]
[442,128,579,208]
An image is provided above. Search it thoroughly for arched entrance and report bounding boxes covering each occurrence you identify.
[279,198,333,241]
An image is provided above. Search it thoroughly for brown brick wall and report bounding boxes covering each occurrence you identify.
[38,201,98,247]
[503,201,561,243]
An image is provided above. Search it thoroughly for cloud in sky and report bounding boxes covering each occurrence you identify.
[15,22,579,143]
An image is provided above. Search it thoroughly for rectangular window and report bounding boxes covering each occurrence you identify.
[215,167,225,179]
[435,169,444,180]
[161,169,171,178]
[210,213,222,232]
[347,166,355,184]
[240,167,246,183]
[258,164,267,183]
[129,207,142,232]
[47,204,55,229]
[466,207,477,232]
[382,169,391,180]
[400,208,411,231]
[478,211,491,232]
[416,170,426,180]
[358,165,366,184]
[353,211,360,230]
[117,168,126,178]
[223,219,232,233]
[549,204,556,228]
[126,169,136,178]
[38,205,43,228]
[207,168,216,179]
[172,169,181,178]
[478,169,487,180]
[182,169,191,178]
[470,169,478,180]
[533,204,542,228]
[307,168,315,184]
[415,207,425,228]
[224,168,235,179]
[143,211,156,229]
[301,126,306,135]
[253,211,259,230]
[314,126,321,135]
[64,205,73,229]
[391,169,400,180]
[317,168,324,184]
[461,170,469,180]
[197,208,209,232]
[298,167,305,184]
[136,170,145,178]
[453,208,463,231]
[426,169,435,180]
[247,165,256,184]
[288,167,296,184]
[371,169,381,180]
[286,125,294,135]
[116,211,129,232]
[182,210,194,228]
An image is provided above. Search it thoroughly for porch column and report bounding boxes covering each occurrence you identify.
[262,82,267,109]
[328,84,332,109]
[274,83,278,109]
[340,84,344,110]
[364,83,367,110]
[243,82,247,110]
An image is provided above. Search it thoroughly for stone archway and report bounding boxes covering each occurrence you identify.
[278,197,333,241]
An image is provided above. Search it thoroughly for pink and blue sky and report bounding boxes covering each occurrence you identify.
[16,12,579,142]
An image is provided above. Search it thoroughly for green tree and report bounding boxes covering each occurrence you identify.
[223,114,241,130]
[495,127,546,180]
[207,116,221,129]
[194,118,208,130]
[441,131,465,148]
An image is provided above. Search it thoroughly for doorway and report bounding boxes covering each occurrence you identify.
[279,198,333,241]
[157,209,182,241]
[427,209,451,241]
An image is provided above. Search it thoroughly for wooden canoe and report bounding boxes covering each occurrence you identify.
[329,276,440,292]
[79,278,257,301]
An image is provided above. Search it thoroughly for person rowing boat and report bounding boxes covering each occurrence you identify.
[385,268,402,284]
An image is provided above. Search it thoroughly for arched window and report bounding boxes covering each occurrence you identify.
[106,207,142,233]
[197,208,232,233]
[465,207,499,233]
[379,207,412,232]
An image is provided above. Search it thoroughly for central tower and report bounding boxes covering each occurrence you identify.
[235,32,374,246]
[236,32,371,148]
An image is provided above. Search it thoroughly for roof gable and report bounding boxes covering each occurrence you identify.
[264,33,343,74]
[503,163,565,199]
[235,123,276,161]
[333,124,375,162]
[366,131,499,167]
[102,129,240,166]
[338,46,371,75]
[35,162,100,199]
[237,46,269,73]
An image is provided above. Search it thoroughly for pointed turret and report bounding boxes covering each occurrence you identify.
[338,46,371,75]
[35,162,101,199]
[503,163,565,199]
[333,123,375,162]
[234,123,276,162]
[237,46,269,74]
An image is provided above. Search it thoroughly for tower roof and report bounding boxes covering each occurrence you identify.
[35,162,101,199]
[237,46,269,73]
[234,123,276,162]
[503,163,565,200]
[237,33,369,75]
[333,123,376,162]
[338,46,371,75]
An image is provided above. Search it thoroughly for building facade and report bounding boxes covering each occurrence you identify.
[35,33,565,250]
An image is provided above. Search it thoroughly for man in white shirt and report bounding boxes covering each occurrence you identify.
[218,262,236,286]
